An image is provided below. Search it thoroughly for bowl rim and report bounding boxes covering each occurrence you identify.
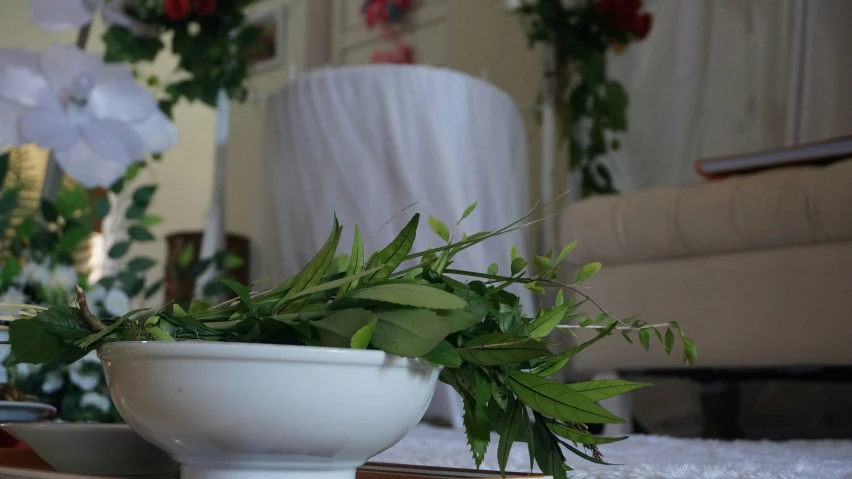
[1,422,131,432]
[97,341,434,369]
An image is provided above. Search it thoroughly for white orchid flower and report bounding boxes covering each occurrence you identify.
[80,391,112,413]
[29,0,152,35]
[47,264,79,293]
[0,44,177,187]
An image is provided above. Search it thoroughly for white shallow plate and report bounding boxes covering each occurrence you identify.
[0,403,55,423]
[0,466,115,478]
[0,424,177,478]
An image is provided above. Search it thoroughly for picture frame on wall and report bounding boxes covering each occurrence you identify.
[247,2,288,73]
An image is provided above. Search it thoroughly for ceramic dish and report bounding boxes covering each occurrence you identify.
[0,402,55,422]
[1,423,178,478]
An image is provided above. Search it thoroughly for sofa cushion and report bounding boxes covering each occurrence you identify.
[560,159,852,266]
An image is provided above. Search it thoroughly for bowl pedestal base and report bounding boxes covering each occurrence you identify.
[181,466,356,479]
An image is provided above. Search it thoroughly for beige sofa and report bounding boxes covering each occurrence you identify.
[560,159,852,373]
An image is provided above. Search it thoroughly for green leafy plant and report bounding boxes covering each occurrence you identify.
[515,0,653,196]
[2,201,694,476]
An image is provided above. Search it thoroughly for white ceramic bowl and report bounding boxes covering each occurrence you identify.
[98,342,440,479]
[1,423,178,477]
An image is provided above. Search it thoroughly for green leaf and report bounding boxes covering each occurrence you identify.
[218,252,243,271]
[144,279,164,299]
[108,241,131,259]
[312,309,378,349]
[457,201,477,225]
[95,194,111,219]
[546,420,626,446]
[491,377,510,411]
[32,306,92,339]
[128,225,155,241]
[534,255,552,270]
[140,214,162,226]
[570,379,652,402]
[429,216,450,242]
[532,323,617,377]
[664,327,675,354]
[367,214,420,280]
[555,241,578,263]
[128,256,157,272]
[371,308,451,357]
[276,218,342,308]
[78,308,146,349]
[326,254,350,276]
[1,257,21,288]
[495,304,528,336]
[497,394,525,475]
[638,328,650,350]
[510,257,527,275]
[510,244,518,260]
[56,188,89,219]
[338,225,364,298]
[683,337,698,365]
[40,199,58,223]
[425,340,462,368]
[9,320,63,365]
[463,397,489,468]
[555,289,564,306]
[125,204,145,220]
[178,243,196,267]
[532,418,567,479]
[575,262,601,284]
[132,185,157,205]
[529,304,571,339]
[150,327,175,341]
[440,310,482,332]
[346,283,467,310]
[218,277,252,309]
[188,299,210,315]
[58,225,92,253]
[402,268,422,280]
[487,263,498,276]
[15,217,35,238]
[524,281,545,294]
[508,372,624,424]
[458,333,550,366]
[0,152,7,184]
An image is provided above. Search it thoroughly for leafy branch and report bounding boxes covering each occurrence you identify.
[0,198,695,477]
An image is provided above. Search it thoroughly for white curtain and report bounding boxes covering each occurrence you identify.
[604,0,852,193]
[255,65,531,427]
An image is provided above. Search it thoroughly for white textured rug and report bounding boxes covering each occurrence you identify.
[373,425,852,479]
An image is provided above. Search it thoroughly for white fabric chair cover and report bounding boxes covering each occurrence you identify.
[255,65,531,428]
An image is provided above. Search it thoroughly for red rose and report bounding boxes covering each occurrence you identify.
[193,0,216,15]
[631,12,652,39]
[164,0,190,20]
[594,0,614,16]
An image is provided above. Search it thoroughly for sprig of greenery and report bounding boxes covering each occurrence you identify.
[1,200,695,477]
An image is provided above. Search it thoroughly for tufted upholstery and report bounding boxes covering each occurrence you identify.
[561,159,852,266]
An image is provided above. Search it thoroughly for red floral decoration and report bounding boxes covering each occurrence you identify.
[361,0,415,65]
[164,0,191,20]
[193,0,217,16]
[594,0,653,40]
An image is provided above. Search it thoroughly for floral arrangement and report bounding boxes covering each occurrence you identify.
[362,0,415,64]
[514,0,653,196]
[3,200,695,476]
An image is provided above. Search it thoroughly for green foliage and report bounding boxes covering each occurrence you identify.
[3,201,696,475]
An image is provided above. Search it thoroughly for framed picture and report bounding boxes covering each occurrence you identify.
[247,2,288,73]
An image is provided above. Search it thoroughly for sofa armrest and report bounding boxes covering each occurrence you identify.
[559,159,852,266]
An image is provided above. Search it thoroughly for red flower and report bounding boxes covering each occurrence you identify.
[193,0,216,15]
[631,12,652,39]
[164,0,191,20]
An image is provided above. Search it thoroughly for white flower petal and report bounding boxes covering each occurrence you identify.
[0,98,23,147]
[48,264,79,292]
[86,285,108,306]
[53,139,132,188]
[88,64,156,122]
[19,109,80,151]
[69,365,100,392]
[30,0,96,31]
[82,119,146,162]
[39,44,99,96]
[80,391,111,413]
[129,108,178,153]
[104,288,130,317]
[42,369,65,394]
[0,48,58,110]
